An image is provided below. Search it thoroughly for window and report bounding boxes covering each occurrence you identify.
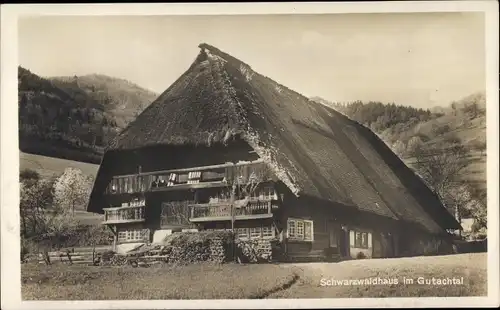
[262,226,274,238]
[261,186,277,200]
[296,221,305,239]
[353,231,369,248]
[287,218,314,241]
[235,225,274,240]
[117,228,144,242]
[237,228,249,239]
[250,227,261,238]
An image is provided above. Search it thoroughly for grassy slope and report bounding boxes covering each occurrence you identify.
[20,152,103,219]
[271,253,487,298]
[21,263,299,300]
[401,112,486,188]
[20,151,99,179]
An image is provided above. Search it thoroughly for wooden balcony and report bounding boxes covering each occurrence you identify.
[105,159,268,196]
[103,205,145,225]
[189,198,276,222]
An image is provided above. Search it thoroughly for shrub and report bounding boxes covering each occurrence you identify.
[356,252,366,259]
[432,124,451,136]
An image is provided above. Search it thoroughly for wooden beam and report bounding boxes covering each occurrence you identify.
[190,213,273,223]
[150,181,226,192]
[103,205,145,211]
[106,225,117,235]
[102,219,145,225]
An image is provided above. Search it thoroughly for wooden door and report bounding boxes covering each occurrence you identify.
[328,221,338,248]
[339,227,348,257]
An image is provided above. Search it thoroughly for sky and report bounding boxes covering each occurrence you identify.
[18,13,485,109]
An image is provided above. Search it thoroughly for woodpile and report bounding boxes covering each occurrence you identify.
[34,233,279,267]
[96,231,235,267]
[235,238,276,263]
[209,237,229,263]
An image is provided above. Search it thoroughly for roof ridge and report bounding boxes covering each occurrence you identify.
[198,43,253,71]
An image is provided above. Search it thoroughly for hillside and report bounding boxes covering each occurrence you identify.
[50,74,157,128]
[18,67,158,164]
[20,151,99,179]
[310,92,487,192]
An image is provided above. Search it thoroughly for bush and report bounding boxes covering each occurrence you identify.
[356,252,366,259]
[432,124,451,136]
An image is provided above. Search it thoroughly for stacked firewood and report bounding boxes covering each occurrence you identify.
[108,254,128,266]
[235,238,275,263]
[209,237,229,263]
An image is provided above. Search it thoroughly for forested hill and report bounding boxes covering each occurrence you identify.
[310,93,486,163]
[18,67,157,164]
[310,92,487,232]
[50,74,157,128]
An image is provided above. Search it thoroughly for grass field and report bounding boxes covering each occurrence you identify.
[21,263,299,300]
[20,151,99,179]
[270,253,487,298]
[21,253,486,300]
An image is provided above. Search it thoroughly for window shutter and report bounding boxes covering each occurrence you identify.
[368,232,372,248]
[349,230,355,247]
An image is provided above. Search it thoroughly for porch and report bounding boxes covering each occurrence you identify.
[189,198,276,222]
[102,205,146,225]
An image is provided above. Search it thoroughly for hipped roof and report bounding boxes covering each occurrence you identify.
[89,43,460,233]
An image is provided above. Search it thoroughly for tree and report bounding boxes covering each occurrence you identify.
[225,164,273,262]
[392,140,406,157]
[20,169,40,184]
[53,168,92,215]
[466,198,487,230]
[442,184,472,237]
[463,101,479,118]
[406,136,424,157]
[474,140,487,156]
[412,144,469,200]
[20,178,54,238]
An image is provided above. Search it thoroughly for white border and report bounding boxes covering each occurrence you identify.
[1,1,499,309]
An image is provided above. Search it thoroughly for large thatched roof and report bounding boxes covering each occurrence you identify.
[89,43,460,233]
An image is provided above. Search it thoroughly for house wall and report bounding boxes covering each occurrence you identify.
[280,193,336,260]
[277,191,419,261]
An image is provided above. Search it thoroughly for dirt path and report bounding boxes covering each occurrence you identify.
[270,253,487,298]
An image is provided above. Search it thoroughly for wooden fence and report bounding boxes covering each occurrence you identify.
[37,246,112,265]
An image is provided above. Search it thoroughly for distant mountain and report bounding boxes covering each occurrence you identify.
[50,74,157,128]
[18,67,157,164]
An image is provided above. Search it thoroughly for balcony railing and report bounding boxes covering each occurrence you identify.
[189,198,276,222]
[103,205,145,224]
[105,159,268,195]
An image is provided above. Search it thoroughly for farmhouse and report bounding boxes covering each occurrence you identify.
[87,43,460,261]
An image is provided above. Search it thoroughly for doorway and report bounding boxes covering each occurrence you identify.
[327,221,347,258]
